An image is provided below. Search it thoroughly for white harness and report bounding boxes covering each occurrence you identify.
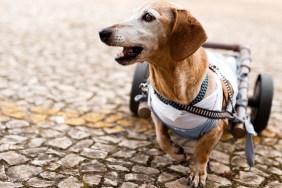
[149,51,238,131]
[147,51,256,167]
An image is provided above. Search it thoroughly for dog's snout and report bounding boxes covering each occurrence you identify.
[99,29,112,43]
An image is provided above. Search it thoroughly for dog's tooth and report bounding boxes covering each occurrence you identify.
[116,52,124,58]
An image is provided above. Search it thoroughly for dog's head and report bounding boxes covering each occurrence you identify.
[99,0,207,66]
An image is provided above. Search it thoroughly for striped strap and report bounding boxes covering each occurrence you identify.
[154,91,237,120]
[190,74,209,105]
[154,64,242,122]
[209,64,236,113]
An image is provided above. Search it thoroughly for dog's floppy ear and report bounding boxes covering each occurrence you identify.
[169,8,207,62]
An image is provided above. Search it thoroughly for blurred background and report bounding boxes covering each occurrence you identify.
[0,0,281,187]
[0,0,281,132]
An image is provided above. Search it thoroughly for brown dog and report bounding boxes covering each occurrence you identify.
[99,1,232,187]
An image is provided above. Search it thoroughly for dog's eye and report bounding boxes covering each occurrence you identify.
[142,13,155,22]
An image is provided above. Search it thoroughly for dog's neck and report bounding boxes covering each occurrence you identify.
[149,47,208,104]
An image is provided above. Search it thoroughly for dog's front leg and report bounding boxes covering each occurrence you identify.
[152,114,186,163]
[188,120,227,188]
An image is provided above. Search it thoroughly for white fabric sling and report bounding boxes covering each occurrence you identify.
[149,51,238,137]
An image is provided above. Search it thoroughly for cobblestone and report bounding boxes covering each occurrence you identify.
[92,142,118,154]
[113,149,136,158]
[152,155,172,167]
[168,165,189,175]
[209,161,231,174]
[132,165,160,175]
[83,174,102,186]
[6,120,29,129]
[80,160,107,173]
[26,177,55,188]
[68,129,90,140]
[0,0,281,187]
[207,174,232,187]
[58,176,83,188]
[7,165,42,182]
[130,154,149,165]
[39,171,65,181]
[28,138,46,148]
[121,182,138,188]
[164,178,189,188]
[0,135,28,145]
[269,167,282,176]
[235,171,265,186]
[0,151,29,165]
[125,173,153,183]
[69,139,93,153]
[59,153,85,168]
[0,181,23,188]
[0,165,6,180]
[106,158,133,167]
[118,139,151,149]
[265,181,282,188]
[104,171,119,186]
[157,172,179,183]
[47,137,73,149]
[108,165,130,172]
[81,148,108,159]
[140,184,157,188]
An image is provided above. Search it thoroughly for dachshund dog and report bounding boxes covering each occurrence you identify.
[99,1,236,187]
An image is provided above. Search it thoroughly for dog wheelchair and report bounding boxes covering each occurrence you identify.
[129,42,273,138]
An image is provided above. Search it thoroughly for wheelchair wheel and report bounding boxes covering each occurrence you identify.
[249,74,273,133]
[129,62,149,116]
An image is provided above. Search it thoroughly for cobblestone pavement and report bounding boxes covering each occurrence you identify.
[0,0,281,187]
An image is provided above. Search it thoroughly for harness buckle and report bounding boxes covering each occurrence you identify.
[230,113,244,123]
[134,93,148,102]
[139,83,149,93]
[135,83,149,102]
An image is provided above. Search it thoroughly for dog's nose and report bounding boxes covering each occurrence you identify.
[99,29,112,43]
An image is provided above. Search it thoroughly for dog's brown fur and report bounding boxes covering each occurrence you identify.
[100,1,230,187]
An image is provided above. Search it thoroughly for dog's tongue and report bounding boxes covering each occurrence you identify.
[123,47,133,56]
[116,47,133,59]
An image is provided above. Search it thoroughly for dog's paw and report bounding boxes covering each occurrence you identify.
[188,166,207,188]
[171,142,185,154]
[171,153,186,163]
[169,143,186,163]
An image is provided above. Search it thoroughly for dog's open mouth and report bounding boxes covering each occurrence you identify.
[115,46,143,65]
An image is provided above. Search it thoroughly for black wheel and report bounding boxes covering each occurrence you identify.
[249,74,273,133]
[129,62,149,116]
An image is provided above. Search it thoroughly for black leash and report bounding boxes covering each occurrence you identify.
[154,91,238,120]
